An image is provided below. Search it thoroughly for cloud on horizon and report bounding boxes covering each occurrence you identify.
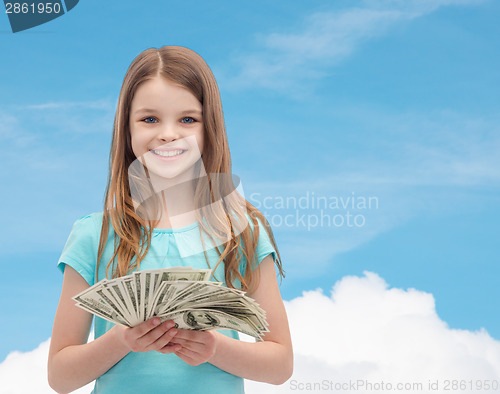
[248,271,500,393]
[0,338,93,394]
[2,272,499,393]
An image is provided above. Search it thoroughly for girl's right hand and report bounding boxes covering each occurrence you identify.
[113,318,181,354]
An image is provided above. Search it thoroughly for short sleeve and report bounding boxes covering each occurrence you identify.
[255,218,278,265]
[57,214,99,286]
[238,215,278,277]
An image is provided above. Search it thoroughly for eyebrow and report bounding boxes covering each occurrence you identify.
[133,108,202,115]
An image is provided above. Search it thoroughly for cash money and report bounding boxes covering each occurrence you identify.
[72,267,268,340]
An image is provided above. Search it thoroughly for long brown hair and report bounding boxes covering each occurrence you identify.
[96,45,284,292]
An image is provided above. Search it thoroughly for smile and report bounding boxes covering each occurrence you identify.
[151,149,186,157]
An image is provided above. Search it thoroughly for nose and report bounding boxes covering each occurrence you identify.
[156,121,180,144]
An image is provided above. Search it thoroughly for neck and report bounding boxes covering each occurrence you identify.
[146,164,205,229]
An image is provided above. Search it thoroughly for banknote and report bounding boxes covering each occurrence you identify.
[72,267,267,339]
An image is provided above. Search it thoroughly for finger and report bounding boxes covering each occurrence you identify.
[148,326,178,351]
[170,337,187,346]
[121,319,164,350]
[175,348,197,365]
[173,329,209,344]
[171,338,203,353]
[138,321,175,349]
[137,318,176,339]
[176,346,198,359]
[157,342,181,354]
[131,317,163,338]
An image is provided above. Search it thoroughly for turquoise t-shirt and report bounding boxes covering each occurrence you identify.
[57,211,277,394]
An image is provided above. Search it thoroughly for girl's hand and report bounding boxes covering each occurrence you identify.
[170,329,218,366]
[113,318,181,354]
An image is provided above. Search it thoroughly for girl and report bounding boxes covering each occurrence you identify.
[47,45,293,393]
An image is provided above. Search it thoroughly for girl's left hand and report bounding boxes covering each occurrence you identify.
[168,329,218,366]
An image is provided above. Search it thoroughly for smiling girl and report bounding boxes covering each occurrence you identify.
[47,46,293,393]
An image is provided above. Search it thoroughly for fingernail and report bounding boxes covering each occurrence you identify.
[152,318,161,326]
[169,329,177,336]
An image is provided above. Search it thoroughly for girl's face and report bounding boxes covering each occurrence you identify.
[129,76,204,181]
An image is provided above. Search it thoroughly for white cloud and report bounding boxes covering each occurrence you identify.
[0,338,93,394]
[246,271,500,393]
[0,111,37,147]
[219,0,487,96]
[13,99,114,111]
[3,273,499,393]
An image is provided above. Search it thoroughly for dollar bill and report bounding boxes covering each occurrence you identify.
[72,267,267,339]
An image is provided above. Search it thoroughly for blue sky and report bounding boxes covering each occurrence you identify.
[0,0,499,371]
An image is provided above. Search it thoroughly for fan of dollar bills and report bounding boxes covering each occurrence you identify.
[73,267,268,340]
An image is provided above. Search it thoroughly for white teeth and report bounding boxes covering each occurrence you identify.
[151,149,185,157]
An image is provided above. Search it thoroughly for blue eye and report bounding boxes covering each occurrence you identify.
[143,117,158,124]
[181,117,196,124]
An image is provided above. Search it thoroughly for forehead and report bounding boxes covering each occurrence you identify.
[131,76,201,112]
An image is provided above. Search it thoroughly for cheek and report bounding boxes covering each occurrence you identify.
[197,129,205,154]
[130,135,138,157]
[130,133,147,157]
